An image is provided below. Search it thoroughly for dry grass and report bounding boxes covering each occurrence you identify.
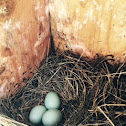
[0,114,28,126]
[0,50,126,126]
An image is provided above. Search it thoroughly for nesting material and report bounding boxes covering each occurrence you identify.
[0,51,126,126]
[0,114,28,126]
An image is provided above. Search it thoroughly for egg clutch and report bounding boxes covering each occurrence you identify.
[29,92,62,126]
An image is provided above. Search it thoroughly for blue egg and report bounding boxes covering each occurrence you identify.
[29,105,47,125]
[45,92,61,109]
[42,109,62,126]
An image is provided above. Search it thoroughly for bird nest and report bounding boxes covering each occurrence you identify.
[0,50,126,126]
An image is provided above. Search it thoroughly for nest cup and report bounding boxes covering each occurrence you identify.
[0,0,126,126]
[0,50,126,126]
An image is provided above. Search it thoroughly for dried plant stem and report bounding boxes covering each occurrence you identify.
[45,67,61,84]
[0,114,28,126]
[78,122,109,126]
[114,111,126,119]
[99,104,126,107]
[96,107,115,126]
[90,71,126,78]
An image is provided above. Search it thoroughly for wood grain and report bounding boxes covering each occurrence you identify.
[0,0,50,98]
[50,0,126,62]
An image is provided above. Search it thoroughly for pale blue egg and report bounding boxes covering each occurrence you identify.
[29,105,47,125]
[45,92,61,109]
[42,109,62,126]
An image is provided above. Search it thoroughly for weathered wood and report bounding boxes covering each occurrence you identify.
[50,0,126,62]
[0,0,50,98]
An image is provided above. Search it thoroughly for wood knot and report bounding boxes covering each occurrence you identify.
[1,46,12,57]
[0,66,5,75]
[0,0,16,20]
